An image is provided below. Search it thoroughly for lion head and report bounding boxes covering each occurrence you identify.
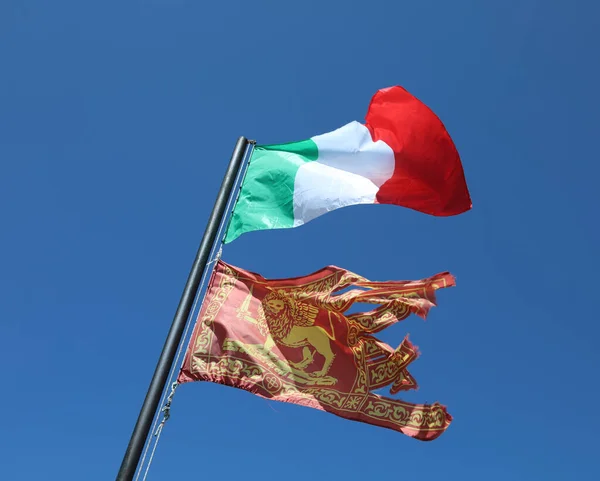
[261,290,296,340]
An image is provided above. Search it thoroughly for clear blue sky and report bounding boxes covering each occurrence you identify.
[1,1,599,480]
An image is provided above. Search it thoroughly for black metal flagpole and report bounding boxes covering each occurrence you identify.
[115,136,250,481]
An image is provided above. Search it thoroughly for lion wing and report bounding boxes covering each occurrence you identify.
[293,301,319,327]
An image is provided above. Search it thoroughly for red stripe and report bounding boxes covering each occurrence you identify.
[365,86,472,216]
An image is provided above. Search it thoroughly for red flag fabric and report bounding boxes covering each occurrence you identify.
[178,260,455,441]
[368,85,472,216]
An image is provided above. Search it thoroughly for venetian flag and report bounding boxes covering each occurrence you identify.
[225,86,471,243]
[178,259,454,440]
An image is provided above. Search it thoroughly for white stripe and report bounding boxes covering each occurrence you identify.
[292,121,395,226]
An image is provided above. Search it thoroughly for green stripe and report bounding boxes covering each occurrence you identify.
[224,139,318,243]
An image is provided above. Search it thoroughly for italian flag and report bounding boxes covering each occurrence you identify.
[225,86,471,243]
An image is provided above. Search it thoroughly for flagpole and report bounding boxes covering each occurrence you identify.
[115,136,250,481]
